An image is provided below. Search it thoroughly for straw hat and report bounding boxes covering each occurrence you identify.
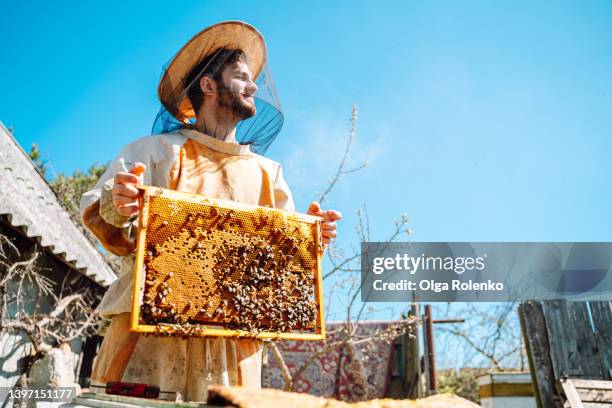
[158,21,267,122]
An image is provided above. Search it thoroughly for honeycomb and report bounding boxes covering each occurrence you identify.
[130,186,325,340]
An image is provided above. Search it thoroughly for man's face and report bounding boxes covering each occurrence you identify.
[215,60,258,120]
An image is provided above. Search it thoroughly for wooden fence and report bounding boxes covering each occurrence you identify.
[519,300,612,407]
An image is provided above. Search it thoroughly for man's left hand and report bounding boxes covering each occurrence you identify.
[307,201,342,247]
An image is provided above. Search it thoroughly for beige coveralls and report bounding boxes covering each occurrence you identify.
[79,128,295,401]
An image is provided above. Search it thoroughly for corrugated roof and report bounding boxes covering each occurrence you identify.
[0,121,116,287]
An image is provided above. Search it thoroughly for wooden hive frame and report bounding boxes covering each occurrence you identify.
[130,186,326,340]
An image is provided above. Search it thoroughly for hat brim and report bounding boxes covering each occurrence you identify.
[158,21,267,122]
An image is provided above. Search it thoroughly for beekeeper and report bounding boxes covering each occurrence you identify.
[80,20,341,401]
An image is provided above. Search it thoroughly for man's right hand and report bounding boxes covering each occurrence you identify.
[112,162,146,218]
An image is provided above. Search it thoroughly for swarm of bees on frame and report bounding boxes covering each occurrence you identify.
[138,195,319,339]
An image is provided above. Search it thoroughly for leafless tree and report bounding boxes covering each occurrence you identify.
[267,105,417,393]
[0,232,102,391]
[433,301,526,371]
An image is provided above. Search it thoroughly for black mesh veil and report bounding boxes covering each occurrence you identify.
[151,22,283,156]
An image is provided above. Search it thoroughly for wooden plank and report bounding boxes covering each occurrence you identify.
[577,389,612,403]
[564,402,612,408]
[572,379,612,391]
[568,302,605,379]
[519,301,559,408]
[560,378,585,408]
[71,392,223,408]
[542,301,603,379]
[569,379,612,403]
[542,301,583,379]
[589,301,612,380]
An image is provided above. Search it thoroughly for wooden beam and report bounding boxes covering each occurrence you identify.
[519,301,559,408]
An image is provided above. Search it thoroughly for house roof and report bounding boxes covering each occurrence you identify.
[0,121,116,287]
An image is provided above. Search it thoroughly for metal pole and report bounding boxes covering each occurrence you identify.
[424,305,436,394]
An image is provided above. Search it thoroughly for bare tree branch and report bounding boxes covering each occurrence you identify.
[0,231,102,379]
[318,105,362,204]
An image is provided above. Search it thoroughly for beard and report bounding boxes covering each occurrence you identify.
[217,84,257,120]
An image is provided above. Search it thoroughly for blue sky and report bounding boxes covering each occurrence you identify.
[2,0,612,366]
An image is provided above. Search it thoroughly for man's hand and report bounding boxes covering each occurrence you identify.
[112,162,146,218]
[307,201,342,247]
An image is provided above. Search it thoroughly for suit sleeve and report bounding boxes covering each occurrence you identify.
[79,141,153,256]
